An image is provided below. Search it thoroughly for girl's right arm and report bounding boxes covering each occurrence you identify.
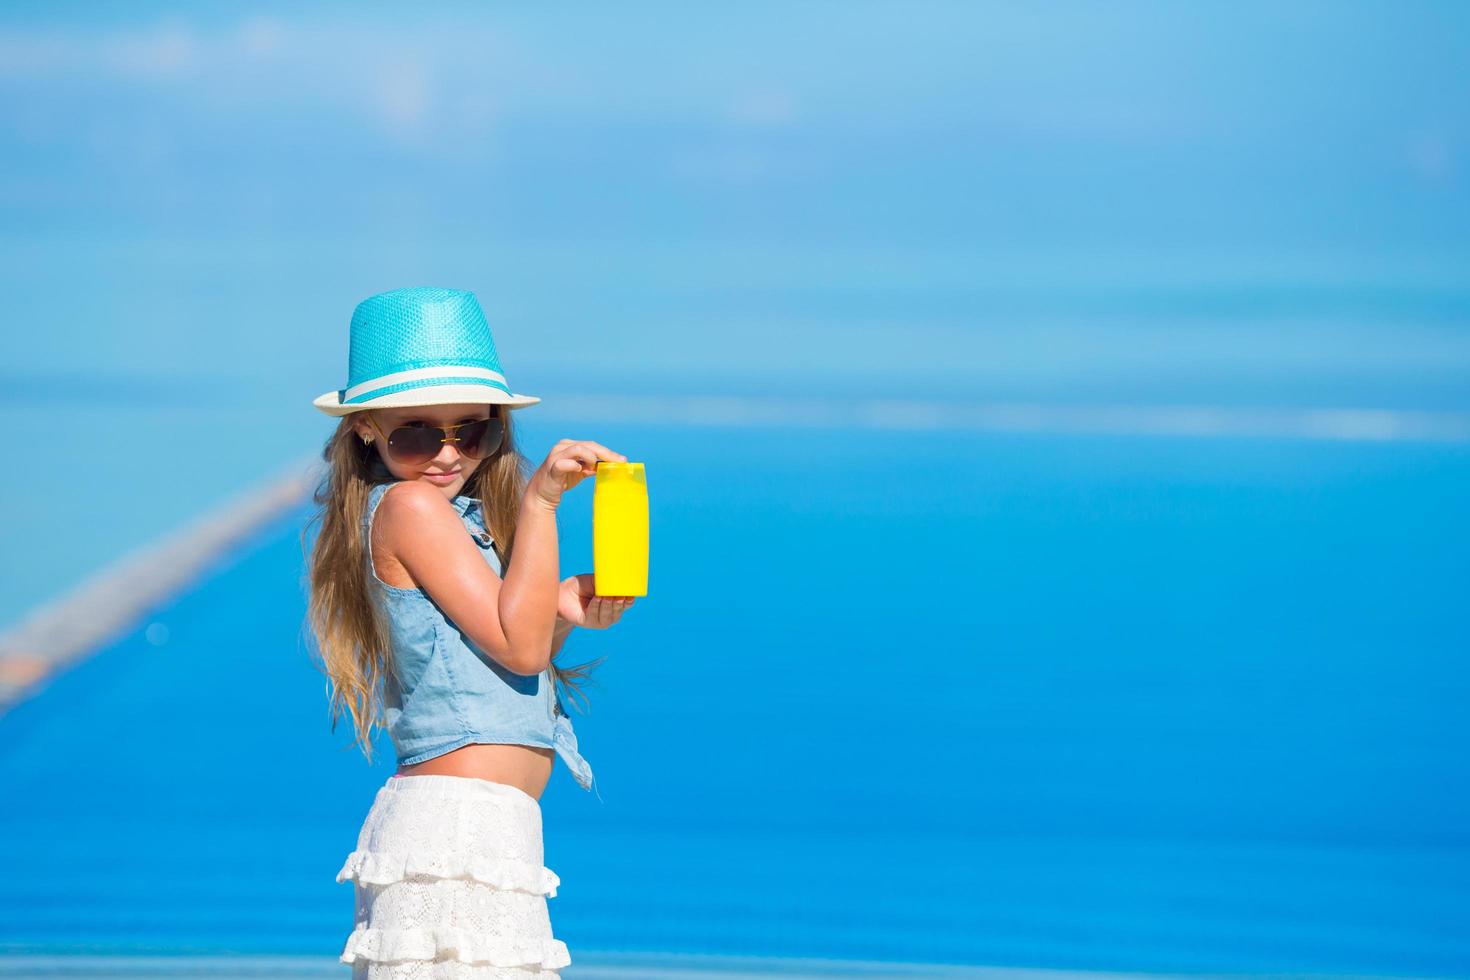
[379,440,624,676]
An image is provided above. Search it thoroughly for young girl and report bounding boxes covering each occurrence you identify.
[305,286,635,978]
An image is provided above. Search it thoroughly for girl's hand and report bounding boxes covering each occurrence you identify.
[529,440,627,510]
[556,573,636,630]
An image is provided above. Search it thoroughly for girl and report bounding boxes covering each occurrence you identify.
[305,286,635,978]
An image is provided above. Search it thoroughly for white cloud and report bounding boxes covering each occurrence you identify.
[377,58,433,135]
[0,16,522,150]
[234,16,285,58]
[0,18,283,79]
[100,20,200,77]
[729,88,799,127]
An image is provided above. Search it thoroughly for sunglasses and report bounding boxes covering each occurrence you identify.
[365,412,506,466]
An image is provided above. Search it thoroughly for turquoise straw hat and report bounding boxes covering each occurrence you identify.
[313,286,540,417]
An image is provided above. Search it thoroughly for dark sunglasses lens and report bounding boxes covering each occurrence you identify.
[458,418,505,459]
[387,426,443,464]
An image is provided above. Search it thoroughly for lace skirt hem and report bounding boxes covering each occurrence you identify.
[339,926,570,971]
[337,849,561,897]
[338,774,569,979]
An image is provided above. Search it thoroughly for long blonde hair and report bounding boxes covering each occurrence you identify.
[300,405,604,764]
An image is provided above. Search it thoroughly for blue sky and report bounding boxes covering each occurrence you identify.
[5,2,1468,409]
[2,2,1469,629]
[1,1,1466,254]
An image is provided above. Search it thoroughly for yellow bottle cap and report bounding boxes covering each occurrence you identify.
[596,461,645,482]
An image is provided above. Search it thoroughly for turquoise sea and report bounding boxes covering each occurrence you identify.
[1,421,1467,973]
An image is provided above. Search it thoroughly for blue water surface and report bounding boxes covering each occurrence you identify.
[0,423,1465,974]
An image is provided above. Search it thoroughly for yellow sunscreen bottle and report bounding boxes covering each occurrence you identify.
[593,461,649,597]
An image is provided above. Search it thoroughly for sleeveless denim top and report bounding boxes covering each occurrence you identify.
[362,479,597,795]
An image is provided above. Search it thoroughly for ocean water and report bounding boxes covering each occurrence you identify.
[0,422,1466,974]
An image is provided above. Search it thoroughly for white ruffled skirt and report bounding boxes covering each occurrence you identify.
[337,773,570,978]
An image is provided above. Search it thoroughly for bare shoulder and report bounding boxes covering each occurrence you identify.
[379,478,446,510]
[373,481,501,606]
[376,480,457,535]
[371,482,461,585]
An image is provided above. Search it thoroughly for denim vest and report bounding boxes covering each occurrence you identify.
[362,479,597,796]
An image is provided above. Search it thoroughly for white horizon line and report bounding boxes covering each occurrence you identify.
[530,394,1470,443]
